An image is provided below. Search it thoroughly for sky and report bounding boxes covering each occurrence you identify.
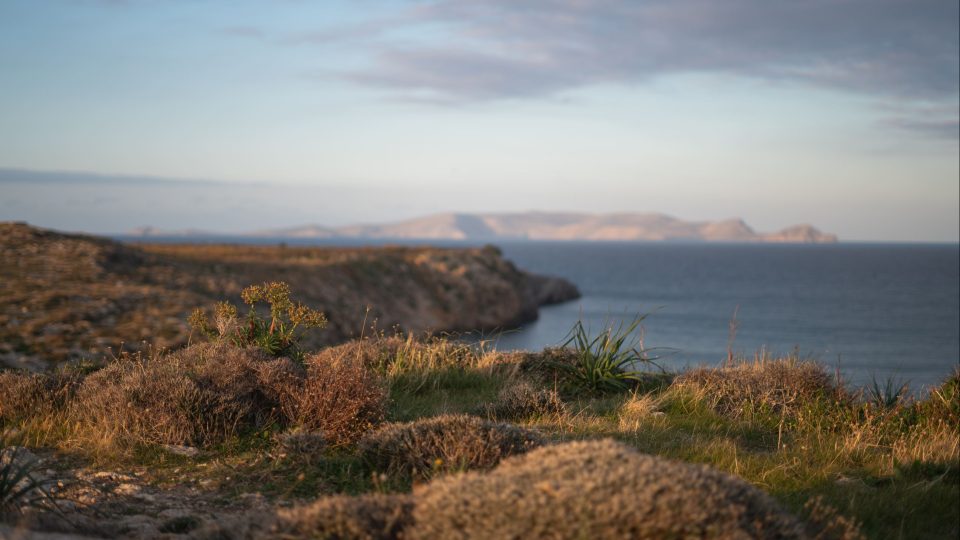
[0,0,957,241]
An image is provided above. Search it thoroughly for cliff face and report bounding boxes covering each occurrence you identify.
[0,223,579,370]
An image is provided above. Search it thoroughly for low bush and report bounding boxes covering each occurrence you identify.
[921,367,960,430]
[73,343,303,450]
[0,365,89,423]
[274,493,413,540]
[358,414,544,479]
[293,351,388,447]
[672,358,840,421]
[409,438,807,539]
[480,380,566,420]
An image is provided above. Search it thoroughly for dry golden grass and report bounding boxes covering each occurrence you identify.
[617,392,665,431]
[803,497,865,540]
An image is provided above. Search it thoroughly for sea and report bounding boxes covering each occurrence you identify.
[120,236,959,391]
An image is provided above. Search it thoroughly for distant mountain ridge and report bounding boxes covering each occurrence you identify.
[251,212,837,243]
[131,212,837,243]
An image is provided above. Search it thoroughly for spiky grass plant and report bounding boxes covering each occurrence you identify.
[866,376,909,409]
[0,444,54,517]
[552,315,660,395]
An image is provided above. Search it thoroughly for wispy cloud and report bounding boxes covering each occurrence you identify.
[323,0,958,134]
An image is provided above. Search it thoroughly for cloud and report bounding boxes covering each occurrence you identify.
[887,117,960,140]
[331,0,959,132]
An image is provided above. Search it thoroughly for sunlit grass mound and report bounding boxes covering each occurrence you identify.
[273,493,413,540]
[74,343,303,450]
[358,414,544,479]
[479,379,567,420]
[673,357,840,420]
[409,438,807,540]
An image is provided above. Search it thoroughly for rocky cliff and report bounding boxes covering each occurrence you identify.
[0,223,579,370]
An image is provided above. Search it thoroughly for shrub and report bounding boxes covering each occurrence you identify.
[409,439,806,539]
[294,351,388,447]
[921,367,960,430]
[480,380,566,420]
[189,281,326,362]
[358,414,544,479]
[0,371,45,424]
[0,365,89,423]
[672,358,839,421]
[274,493,413,540]
[74,343,303,450]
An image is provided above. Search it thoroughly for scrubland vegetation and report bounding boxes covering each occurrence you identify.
[1,281,958,539]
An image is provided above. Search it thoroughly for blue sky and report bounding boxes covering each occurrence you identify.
[0,0,957,241]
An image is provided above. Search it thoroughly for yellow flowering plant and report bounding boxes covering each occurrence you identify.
[189,281,326,362]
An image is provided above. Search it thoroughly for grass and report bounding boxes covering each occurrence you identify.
[551,314,660,394]
[1,332,957,539]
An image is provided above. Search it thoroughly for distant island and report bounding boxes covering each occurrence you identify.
[134,212,838,243]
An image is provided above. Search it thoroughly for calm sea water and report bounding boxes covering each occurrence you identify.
[120,236,959,390]
[493,242,959,390]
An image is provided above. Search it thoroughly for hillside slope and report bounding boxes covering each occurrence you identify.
[0,223,578,369]
[257,212,838,243]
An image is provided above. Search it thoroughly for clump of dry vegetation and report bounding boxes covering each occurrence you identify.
[74,343,303,450]
[271,430,327,465]
[358,414,544,479]
[617,392,665,431]
[803,497,866,540]
[293,351,388,447]
[273,493,413,540]
[921,366,960,430]
[479,379,567,420]
[409,438,807,539]
[0,365,86,423]
[672,357,840,420]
